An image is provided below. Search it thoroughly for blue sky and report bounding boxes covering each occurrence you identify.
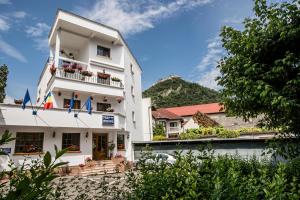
[0,0,255,102]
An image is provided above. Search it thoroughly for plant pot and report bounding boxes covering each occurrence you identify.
[80,70,92,77]
[98,73,110,79]
[14,99,23,104]
[64,68,75,74]
[49,65,56,75]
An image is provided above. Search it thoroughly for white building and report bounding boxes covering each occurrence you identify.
[0,10,152,170]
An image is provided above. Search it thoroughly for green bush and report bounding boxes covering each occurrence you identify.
[153,135,167,141]
[153,123,165,136]
[126,149,300,200]
[179,127,269,140]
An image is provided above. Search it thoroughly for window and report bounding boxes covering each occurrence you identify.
[170,122,178,127]
[63,99,81,109]
[132,111,136,122]
[97,45,110,58]
[62,133,80,151]
[158,121,166,130]
[15,132,44,153]
[97,103,111,112]
[130,63,134,75]
[131,86,134,97]
[117,134,125,150]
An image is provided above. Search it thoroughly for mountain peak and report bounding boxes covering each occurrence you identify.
[143,76,220,108]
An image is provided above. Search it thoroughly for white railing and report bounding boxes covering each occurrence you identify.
[53,57,123,88]
[169,127,180,132]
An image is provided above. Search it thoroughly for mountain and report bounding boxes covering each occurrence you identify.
[143,76,221,108]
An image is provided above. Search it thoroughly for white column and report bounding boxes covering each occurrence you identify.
[54,28,61,68]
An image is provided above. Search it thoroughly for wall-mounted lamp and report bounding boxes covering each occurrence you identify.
[52,131,56,138]
[32,110,37,115]
[74,113,78,118]
[86,132,89,138]
[58,91,61,96]
[127,134,130,139]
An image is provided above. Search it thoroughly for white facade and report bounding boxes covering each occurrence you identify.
[0,10,152,171]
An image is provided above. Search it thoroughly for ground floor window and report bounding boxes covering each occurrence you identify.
[62,133,80,151]
[169,122,178,127]
[117,134,125,150]
[15,132,44,153]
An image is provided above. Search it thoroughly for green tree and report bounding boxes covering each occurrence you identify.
[0,64,8,103]
[153,123,165,136]
[218,0,300,158]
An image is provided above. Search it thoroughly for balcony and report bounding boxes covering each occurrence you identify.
[47,57,124,97]
[0,104,125,130]
[168,127,180,133]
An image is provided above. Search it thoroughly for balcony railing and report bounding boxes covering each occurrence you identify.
[168,127,180,132]
[51,57,124,88]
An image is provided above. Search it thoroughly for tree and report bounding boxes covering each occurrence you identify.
[0,64,8,103]
[153,123,165,136]
[217,0,300,158]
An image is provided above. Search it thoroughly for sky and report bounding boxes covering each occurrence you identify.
[0,0,256,102]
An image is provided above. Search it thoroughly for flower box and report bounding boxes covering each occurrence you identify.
[64,68,75,74]
[80,70,93,77]
[14,99,23,104]
[111,77,121,82]
[98,73,110,79]
[49,65,56,75]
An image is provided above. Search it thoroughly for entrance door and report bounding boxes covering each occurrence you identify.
[92,134,108,160]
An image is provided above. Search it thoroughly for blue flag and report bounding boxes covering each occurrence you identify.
[68,97,74,113]
[22,89,31,110]
[85,96,92,114]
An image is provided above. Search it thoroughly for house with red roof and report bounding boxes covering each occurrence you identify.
[152,103,260,138]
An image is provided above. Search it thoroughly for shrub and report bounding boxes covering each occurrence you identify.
[126,149,300,200]
[153,135,167,141]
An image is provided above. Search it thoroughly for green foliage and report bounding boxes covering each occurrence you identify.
[143,77,220,108]
[179,127,266,140]
[218,0,300,158]
[0,64,8,103]
[153,123,165,136]
[0,132,68,200]
[126,149,300,200]
[153,135,167,141]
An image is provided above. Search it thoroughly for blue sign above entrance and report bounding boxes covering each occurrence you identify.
[102,115,114,126]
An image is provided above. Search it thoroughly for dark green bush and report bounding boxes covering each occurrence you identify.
[125,149,300,200]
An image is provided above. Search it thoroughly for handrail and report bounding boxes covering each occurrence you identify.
[54,68,124,88]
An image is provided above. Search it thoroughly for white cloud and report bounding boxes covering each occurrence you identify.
[196,36,224,90]
[12,11,27,19]
[26,23,50,37]
[0,16,9,31]
[198,67,221,90]
[26,23,50,51]
[0,0,11,5]
[76,0,214,36]
[0,37,27,62]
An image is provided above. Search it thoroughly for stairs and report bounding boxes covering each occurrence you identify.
[79,160,117,176]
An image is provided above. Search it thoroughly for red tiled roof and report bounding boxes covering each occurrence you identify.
[152,108,182,120]
[165,103,224,116]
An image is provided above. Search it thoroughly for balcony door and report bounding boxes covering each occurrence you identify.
[92,133,108,160]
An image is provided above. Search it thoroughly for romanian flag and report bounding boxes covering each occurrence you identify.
[44,92,53,109]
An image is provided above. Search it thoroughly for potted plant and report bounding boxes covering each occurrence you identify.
[98,72,110,79]
[111,77,121,82]
[77,65,83,71]
[116,97,124,103]
[108,143,115,159]
[106,107,114,112]
[49,65,56,75]
[71,63,77,69]
[80,70,93,77]
[64,68,75,74]
[14,99,23,104]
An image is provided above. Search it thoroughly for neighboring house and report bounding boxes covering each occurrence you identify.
[0,9,152,170]
[153,103,260,138]
[152,109,183,138]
